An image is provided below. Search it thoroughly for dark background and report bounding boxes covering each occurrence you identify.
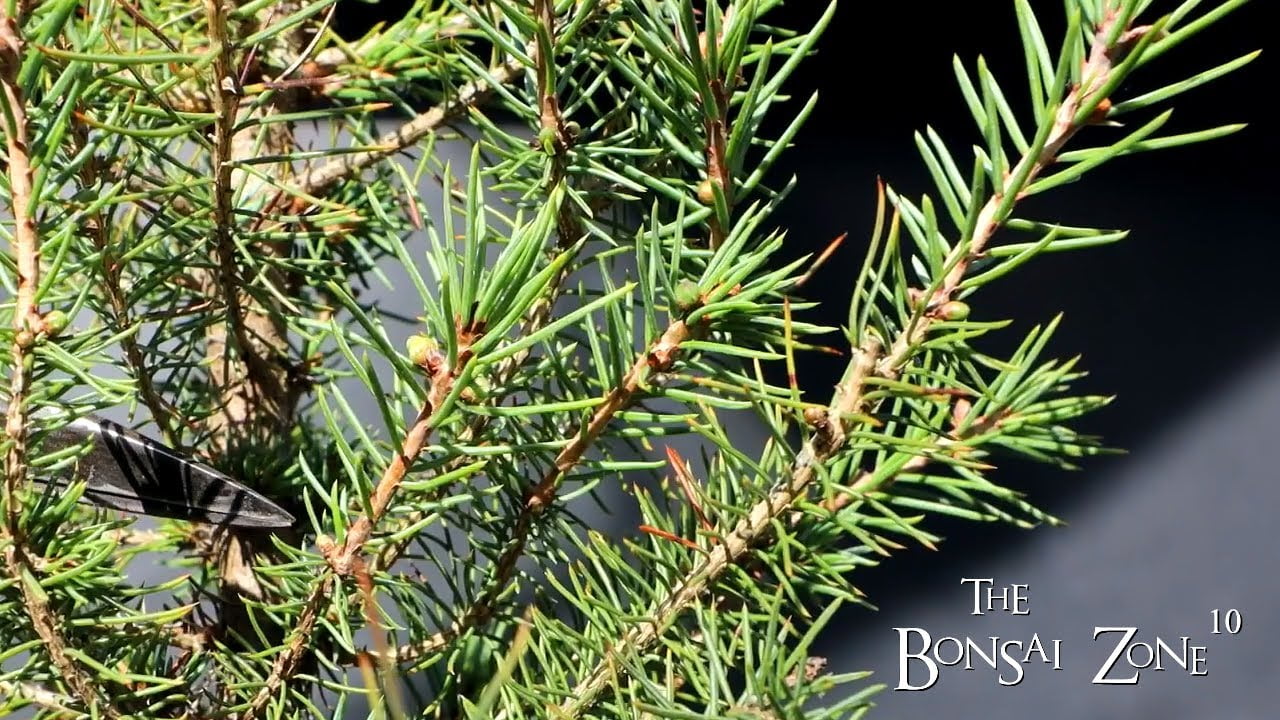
[333,2,1277,716]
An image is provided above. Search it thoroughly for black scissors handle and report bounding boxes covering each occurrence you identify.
[30,413,295,529]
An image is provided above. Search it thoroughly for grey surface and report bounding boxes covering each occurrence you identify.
[824,339,1280,718]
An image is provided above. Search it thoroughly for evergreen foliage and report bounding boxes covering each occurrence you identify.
[0,0,1257,717]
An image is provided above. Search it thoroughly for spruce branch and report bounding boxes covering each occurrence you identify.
[532,0,586,245]
[78,173,181,446]
[65,94,183,447]
[1,13,39,529]
[547,326,882,718]
[245,319,473,717]
[201,0,298,448]
[297,57,519,198]
[394,319,692,661]
[0,9,119,717]
[199,0,313,673]
[370,4,593,576]
[698,4,735,249]
[545,6,1236,715]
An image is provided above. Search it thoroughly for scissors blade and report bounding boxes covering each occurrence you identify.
[31,414,295,529]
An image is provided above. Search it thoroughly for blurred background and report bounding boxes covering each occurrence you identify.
[344,1,1274,717]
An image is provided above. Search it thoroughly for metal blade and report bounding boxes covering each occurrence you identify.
[30,414,295,529]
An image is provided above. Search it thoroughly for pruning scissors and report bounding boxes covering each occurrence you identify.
[25,412,295,529]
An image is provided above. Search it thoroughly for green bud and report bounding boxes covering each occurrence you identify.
[41,310,69,337]
[406,334,437,367]
[938,300,970,321]
[696,178,716,205]
[673,280,702,312]
[538,126,558,154]
[564,121,582,139]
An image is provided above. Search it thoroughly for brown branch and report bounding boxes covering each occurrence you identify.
[235,573,334,717]
[201,0,314,701]
[371,5,600,575]
[531,0,584,246]
[548,14,1133,717]
[370,253,575,574]
[543,331,881,720]
[699,15,734,249]
[1,15,39,534]
[0,11,119,718]
[297,58,522,198]
[70,121,181,446]
[392,320,691,663]
[333,357,463,568]
[201,0,293,445]
[240,350,464,719]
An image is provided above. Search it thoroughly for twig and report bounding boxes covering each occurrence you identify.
[201,0,313,699]
[699,13,734,249]
[297,58,523,198]
[1,14,38,533]
[372,232,578,575]
[548,14,1132,716]
[0,11,119,718]
[333,360,462,567]
[236,573,334,717]
[0,679,77,714]
[393,320,691,663]
[240,350,464,719]
[549,320,883,720]
[69,121,181,446]
[372,4,595,574]
[202,0,289,433]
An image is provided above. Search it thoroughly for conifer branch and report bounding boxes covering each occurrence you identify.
[550,12,1149,715]
[1,14,40,532]
[371,4,590,575]
[243,339,468,719]
[236,573,334,720]
[70,120,181,447]
[201,0,297,449]
[297,57,521,198]
[0,10,119,717]
[201,0,318,693]
[700,15,734,249]
[393,320,692,662]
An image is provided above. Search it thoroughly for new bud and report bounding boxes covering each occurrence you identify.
[674,280,702,312]
[938,301,970,321]
[406,334,438,368]
[697,178,716,205]
[41,310,69,337]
